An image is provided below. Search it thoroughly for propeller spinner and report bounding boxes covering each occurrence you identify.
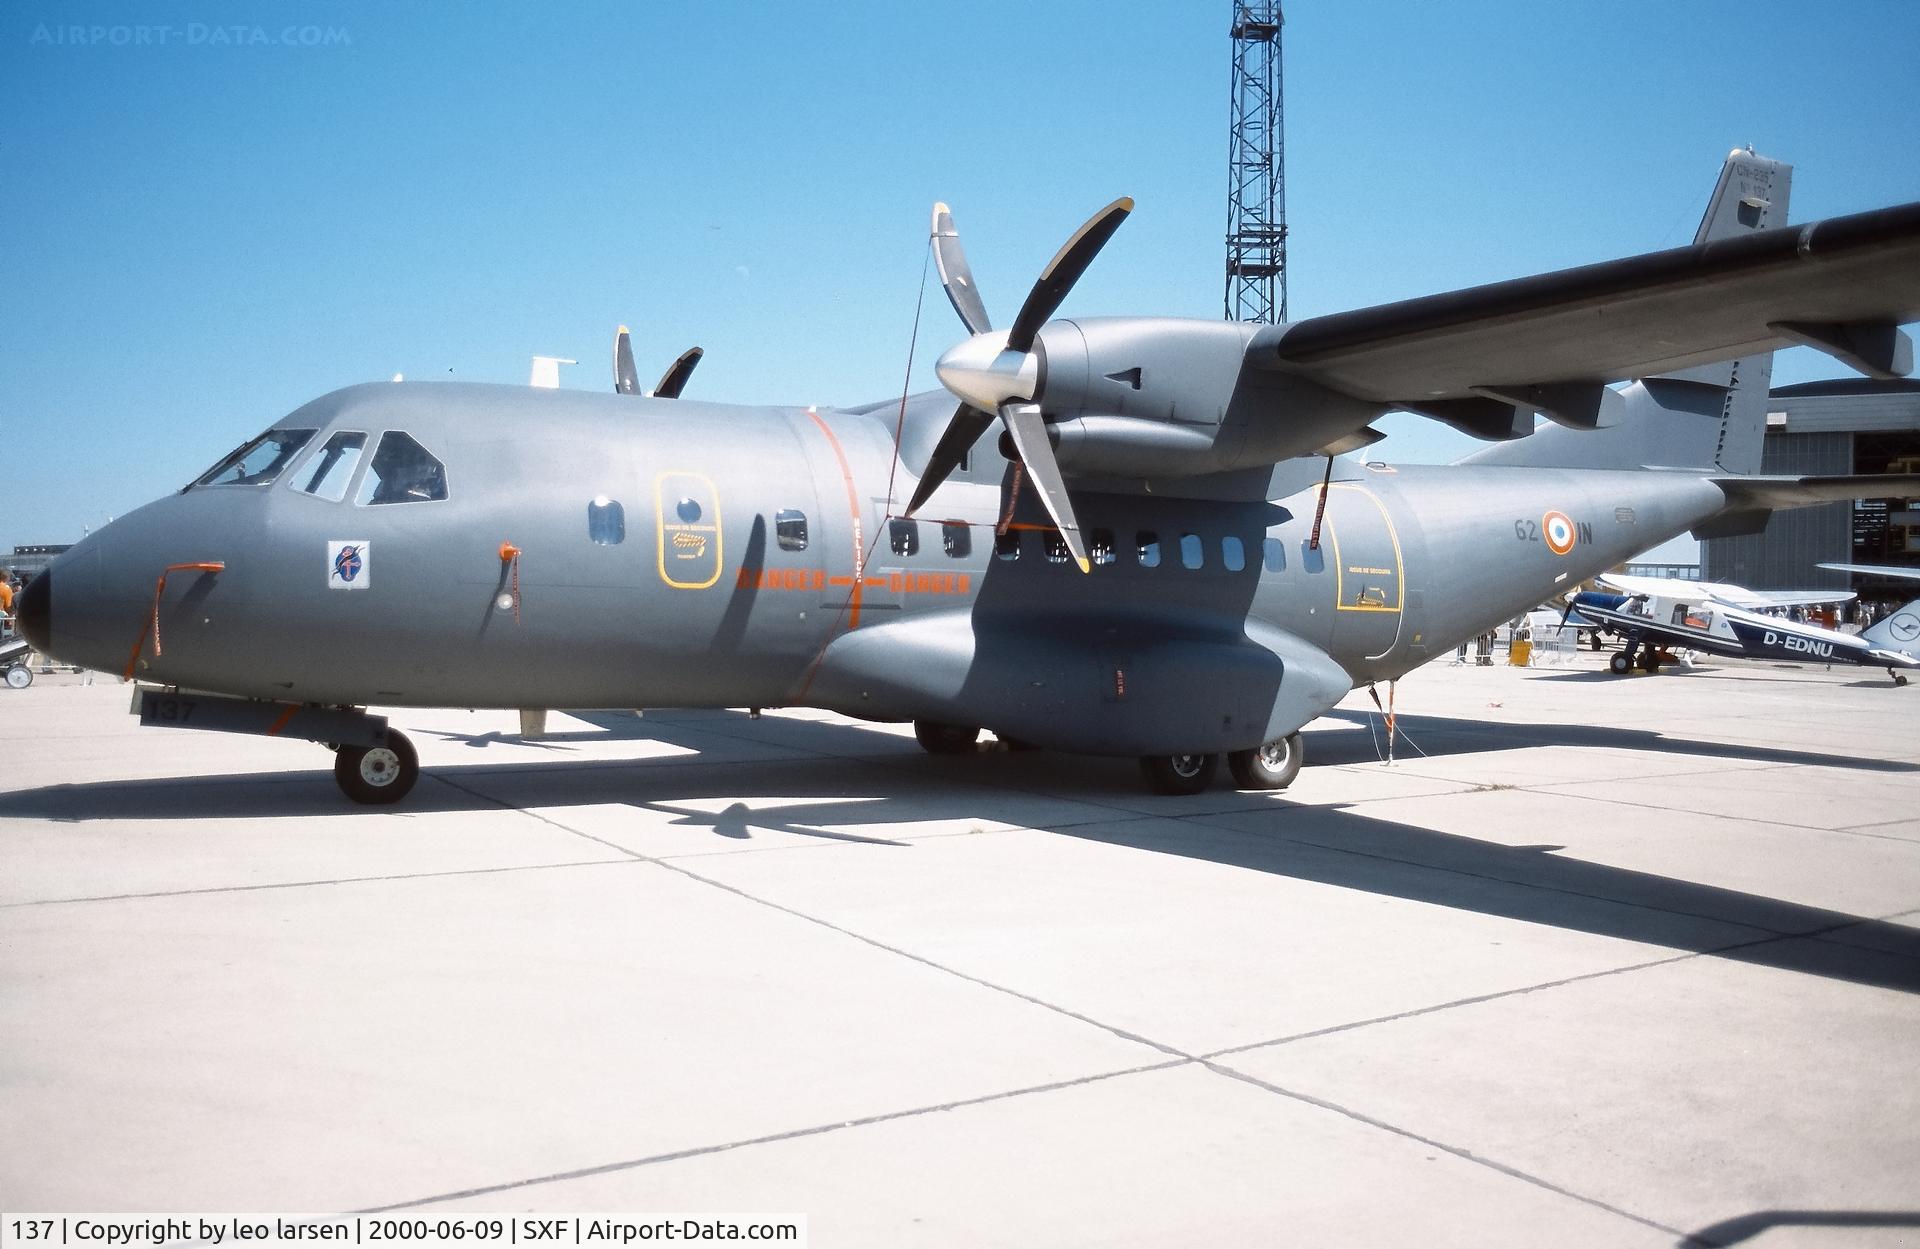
[907,196,1134,573]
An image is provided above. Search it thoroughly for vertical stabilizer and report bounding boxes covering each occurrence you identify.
[1861,600,1920,661]
[1459,150,1791,473]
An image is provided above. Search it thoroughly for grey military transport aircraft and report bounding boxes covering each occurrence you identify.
[16,151,1920,801]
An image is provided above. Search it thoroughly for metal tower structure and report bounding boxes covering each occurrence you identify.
[1225,1,1287,323]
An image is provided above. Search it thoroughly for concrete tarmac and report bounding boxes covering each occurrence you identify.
[2,653,1917,1246]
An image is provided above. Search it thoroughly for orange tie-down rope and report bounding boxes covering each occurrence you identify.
[124,562,225,680]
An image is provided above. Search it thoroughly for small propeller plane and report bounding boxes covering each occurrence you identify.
[1565,575,1920,682]
[15,150,1920,801]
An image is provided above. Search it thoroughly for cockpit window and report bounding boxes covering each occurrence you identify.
[355,431,448,505]
[291,431,368,502]
[193,428,317,487]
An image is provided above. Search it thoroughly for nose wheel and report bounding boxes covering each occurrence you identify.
[334,730,420,804]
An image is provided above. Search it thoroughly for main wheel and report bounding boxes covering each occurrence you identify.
[1140,752,1219,795]
[334,729,420,804]
[1609,651,1632,674]
[5,664,31,689]
[1638,649,1661,673]
[1228,732,1304,791]
[913,720,980,755]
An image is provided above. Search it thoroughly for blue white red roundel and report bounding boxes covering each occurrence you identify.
[1542,510,1577,555]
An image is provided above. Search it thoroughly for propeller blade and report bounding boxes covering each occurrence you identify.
[1005,196,1133,353]
[931,202,992,336]
[653,347,704,400]
[1001,401,1090,573]
[905,402,994,517]
[614,326,640,395]
[1560,594,1579,629]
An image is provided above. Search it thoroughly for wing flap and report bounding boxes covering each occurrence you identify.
[1253,201,1920,402]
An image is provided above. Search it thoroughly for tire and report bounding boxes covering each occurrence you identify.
[1140,752,1219,795]
[334,729,420,805]
[1228,732,1303,790]
[913,720,980,755]
[5,664,30,689]
[1609,651,1632,674]
[1638,649,1661,673]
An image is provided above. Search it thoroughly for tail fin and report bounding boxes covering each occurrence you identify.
[1460,149,1791,473]
[1861,600,1920,660]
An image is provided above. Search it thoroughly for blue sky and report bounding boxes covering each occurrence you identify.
[3,1,1918,550]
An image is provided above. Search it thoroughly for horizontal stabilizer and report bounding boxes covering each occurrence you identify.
[1714,473,1920,509]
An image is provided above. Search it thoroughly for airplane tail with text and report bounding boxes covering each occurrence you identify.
[1459,149,1791,474]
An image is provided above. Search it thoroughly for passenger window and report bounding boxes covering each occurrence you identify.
[776,509,809,552]
[1180,533,1203,569]
[195,428,317,487]
[588,497,625,545]
[995,531,1021,562]
[889,518,919,557]
[1137,531,1161,568]
[1222,536,1246,572]
[292,431,367,502]
[942,522,972,558]
[1089,528,1116,566]
[1301,541,1325,574]
[1263,537,1286,572]
[1044,532,1071,564]
[356,432,448,505]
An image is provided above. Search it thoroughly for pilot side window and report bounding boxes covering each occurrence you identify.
[995,531,1021,562]
[356,432,448,505]
[1136,531,1161,568]
[1222,536,1246,572]
[1263,537,1286,572]
[587,496,625,545]
[1180,533,1204,570]
[888,519,919,557]
[941,522,971,559]
[291,431,367,502]
[194,428,317,488]
[776,509,809,552]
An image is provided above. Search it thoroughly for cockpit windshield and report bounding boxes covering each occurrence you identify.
[192,428,318,488]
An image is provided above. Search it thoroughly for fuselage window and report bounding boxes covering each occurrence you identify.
[1044,531,1071,564]
[1180,533,1204,569]
[292,431,367,502]
[1137,531,1161,568]
[889,518,920,557]
[194,428,317,488]
[942,522,972,559]
[776,509,809,552]
[1263,536,1286,572]
[356,431,449,505]
[1089,528,1116,565]
[995,531,1021,562]
[588,496,625,545]
[1301,540,1325,574]
[1222,535,1246,572]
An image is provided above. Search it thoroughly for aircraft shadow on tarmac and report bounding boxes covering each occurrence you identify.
[1682,1209,1920,1248]
[5,709,1919,995]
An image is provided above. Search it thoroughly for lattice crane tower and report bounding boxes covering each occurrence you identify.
[1225,2,1287,323]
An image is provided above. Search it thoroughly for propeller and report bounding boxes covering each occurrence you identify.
[906,196,1135,573]
[613,326,703,399]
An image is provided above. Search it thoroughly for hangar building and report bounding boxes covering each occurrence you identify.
[1703,379,1920,611]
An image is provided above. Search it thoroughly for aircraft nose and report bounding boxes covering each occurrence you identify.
[15,570,50,654]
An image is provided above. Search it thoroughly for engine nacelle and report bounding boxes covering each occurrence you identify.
[1032,317,1388,476]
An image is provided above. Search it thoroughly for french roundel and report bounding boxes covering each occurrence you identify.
[1542,510,1577,555]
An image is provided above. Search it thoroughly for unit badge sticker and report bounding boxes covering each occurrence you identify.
[328,540,371,590]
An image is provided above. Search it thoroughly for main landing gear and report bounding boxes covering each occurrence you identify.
[1610,641,1664,674]
[1141,732,1305,795]
[333,731,420,804]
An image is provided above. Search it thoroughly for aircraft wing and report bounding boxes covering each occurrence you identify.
[1249,201,1920,414]
[1597,572,1854,610]
[1596,573,1714,603]
[1819,562,1920,582]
